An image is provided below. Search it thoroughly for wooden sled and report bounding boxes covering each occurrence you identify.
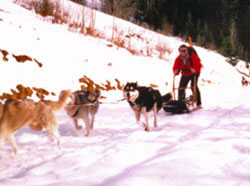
[163,75,200,114]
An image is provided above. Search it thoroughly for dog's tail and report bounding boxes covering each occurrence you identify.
[45,90,72,110]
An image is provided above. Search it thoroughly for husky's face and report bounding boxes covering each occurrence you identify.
[72,89,101,105]
[87,89,101,102]
[123,82,139,102]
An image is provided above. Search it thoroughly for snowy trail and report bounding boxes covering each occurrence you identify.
[1,0,250,185]
[1,103,250,186]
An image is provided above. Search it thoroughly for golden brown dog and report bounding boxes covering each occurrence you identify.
[0,102,3,119]
[0,90,71,154]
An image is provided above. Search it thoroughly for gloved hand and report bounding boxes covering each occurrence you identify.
[174,69,180,75]
[190,68,196,73]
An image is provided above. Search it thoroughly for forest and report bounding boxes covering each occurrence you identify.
[74,0,250,63]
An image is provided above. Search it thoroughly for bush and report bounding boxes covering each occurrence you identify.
[30,0,55,17]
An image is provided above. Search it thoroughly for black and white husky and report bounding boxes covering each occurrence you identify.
[123,82,163,131]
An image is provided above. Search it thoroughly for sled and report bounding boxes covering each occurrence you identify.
[163,75,199,114]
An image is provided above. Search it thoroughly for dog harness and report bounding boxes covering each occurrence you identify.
[70,100,98,118]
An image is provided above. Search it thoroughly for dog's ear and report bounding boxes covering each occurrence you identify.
[124,82,129,88]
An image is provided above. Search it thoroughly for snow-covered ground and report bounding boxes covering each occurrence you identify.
[1,0,250,185]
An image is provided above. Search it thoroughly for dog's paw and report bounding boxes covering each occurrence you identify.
[75,125,82,130]
[154,122,158,128]
[142,123,150,131]
[84,132,90,137]
[136,121,141,125]
[144,127,150,132]
[49,136,55,142]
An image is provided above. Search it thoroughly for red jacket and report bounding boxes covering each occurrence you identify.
[173,53,202,76]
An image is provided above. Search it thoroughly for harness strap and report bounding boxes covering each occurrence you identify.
[71,107,81,117]
[66,98,126,109]
[75,101,97,106]
[99,98,126,104]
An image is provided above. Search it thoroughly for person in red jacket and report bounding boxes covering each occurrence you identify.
[173,44,202,107]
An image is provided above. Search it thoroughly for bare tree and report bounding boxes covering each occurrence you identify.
[101,0,137,20]
[146,0,155,10]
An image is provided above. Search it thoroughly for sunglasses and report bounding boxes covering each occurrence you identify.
[179,49,187,53]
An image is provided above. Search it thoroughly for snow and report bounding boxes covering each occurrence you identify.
[1,0,250,186]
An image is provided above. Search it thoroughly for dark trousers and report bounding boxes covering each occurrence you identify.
[178,73,201,106]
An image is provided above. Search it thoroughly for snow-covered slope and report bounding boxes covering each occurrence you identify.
[0,0,243,101]
[1,1,250,186]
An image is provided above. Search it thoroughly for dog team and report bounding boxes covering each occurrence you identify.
[0,82,174,154]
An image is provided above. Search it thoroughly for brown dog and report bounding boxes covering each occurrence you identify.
[0,90,71,154]
[65,89,100,136]
[0,102,3,119]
